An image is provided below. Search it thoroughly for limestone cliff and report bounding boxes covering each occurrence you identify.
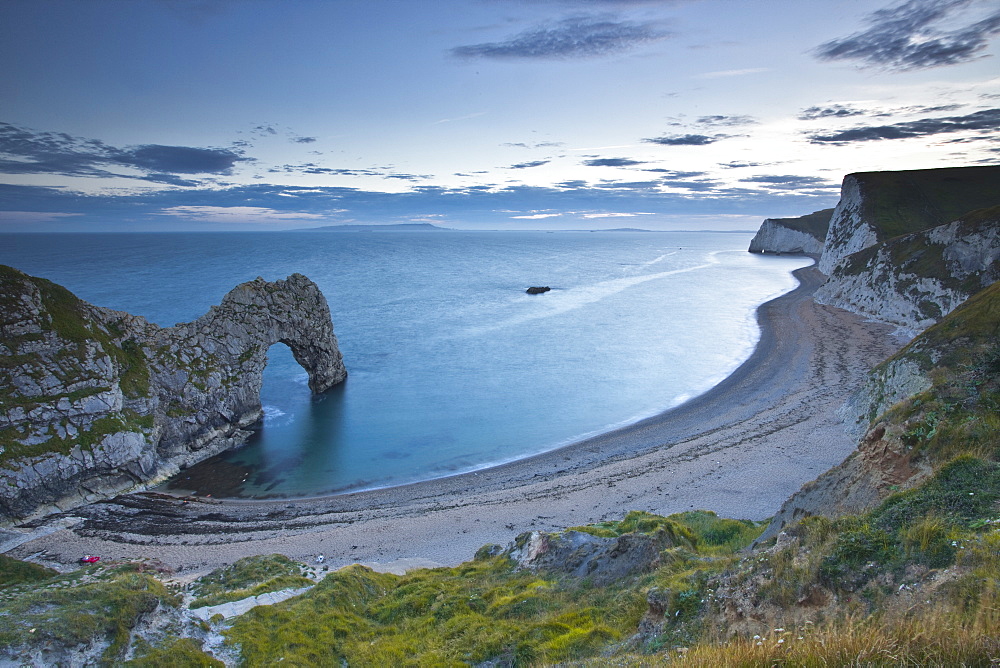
[814,206,1000,332]
[0,266,346,523]
[818,165,1000,275]
[757,280,1000,543]
[747,208,831,255]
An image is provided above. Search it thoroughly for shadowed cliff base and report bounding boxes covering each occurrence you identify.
[5,260,901,579]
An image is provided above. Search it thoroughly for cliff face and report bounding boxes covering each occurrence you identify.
[818,165,1000,275]
[758,280,1000,543]
[0,267,346,522]
[747,209,831,255]
[817,175,878,275]
[814,207,1000,332]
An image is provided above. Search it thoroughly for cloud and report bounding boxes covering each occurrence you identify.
[0,122,246,181]
[694,67,769,79]
[272,162,430,180]
[291,136,317,143]
[798,104,869,120]
[511,212,563,219]
[739,174,835,189]
[815,0,1000,70]
[642,133,722,145]
[502,141,565,148]
[451,16,669,59]
[807,107,1000,143]
[121,144,243,173]
[0,211,83,224]
[510,160,551,169]
[433,111,488,125]
[696,114,757,127]
[157,205,326,224]
[718,161,764,168]
[583,157,645,166]
[644,169,708,177]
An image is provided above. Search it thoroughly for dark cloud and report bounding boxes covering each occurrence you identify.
[695,114,757,127]
[138,173,204,187]
[510,160,551,169]
[451,16,668,59]
[121,144,243,173]
[718,161,764,168]
[815,0,1000,70]
[807,107,1000,143]
[739,174,835,189]
[644,169,707,178]
[642,133,722,145]
[798,104,868,120]
[272,162,429,180]
[292,136,317,143]
[583,157,645,166]
[0,122,245,181]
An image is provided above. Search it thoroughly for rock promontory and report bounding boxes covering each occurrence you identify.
[817,165,1000,275]
[747,208,831,255]
[0,267,346,523]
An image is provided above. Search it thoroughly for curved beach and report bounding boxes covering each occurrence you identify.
[7,263,900,577]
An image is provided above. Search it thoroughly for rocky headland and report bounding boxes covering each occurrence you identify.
[747,208,831,255]
[0,269,345,523]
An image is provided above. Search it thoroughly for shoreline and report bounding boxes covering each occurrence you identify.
[6,260,901,579]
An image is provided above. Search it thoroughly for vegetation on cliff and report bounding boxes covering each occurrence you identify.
[762,208,833,242]
[853,165,1000,241]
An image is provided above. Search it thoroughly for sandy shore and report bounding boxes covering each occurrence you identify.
[6,262,900,579]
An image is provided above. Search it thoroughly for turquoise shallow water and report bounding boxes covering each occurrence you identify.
[0,231,810,497]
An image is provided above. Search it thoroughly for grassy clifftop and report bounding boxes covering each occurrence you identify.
[853,164,1000,241]
[765,208,833,242]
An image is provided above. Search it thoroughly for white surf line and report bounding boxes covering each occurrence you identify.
[457,254,722,338]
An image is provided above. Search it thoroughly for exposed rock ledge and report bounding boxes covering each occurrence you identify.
[0,266,346,523]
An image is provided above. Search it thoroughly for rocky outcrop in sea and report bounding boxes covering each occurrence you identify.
[0,267,346,523]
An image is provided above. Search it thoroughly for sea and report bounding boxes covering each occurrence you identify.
[0,231,811,498]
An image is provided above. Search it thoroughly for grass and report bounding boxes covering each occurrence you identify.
[190,554,314,609]
[610,610,1000,666]
[767,208,833,242]
[0,562,180,664]
[0,554,57,588]
[125,638,225,667]
[855,165,1000,240]
[221,511,766,666]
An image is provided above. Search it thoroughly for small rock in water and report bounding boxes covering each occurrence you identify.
[526,286,550,294]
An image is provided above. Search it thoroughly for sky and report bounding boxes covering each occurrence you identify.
[1,0,999,232]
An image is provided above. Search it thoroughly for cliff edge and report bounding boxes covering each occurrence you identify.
[815,205,1000,332]
[818,165,1000,275]
[0,267,346,523]
[747,208,831,255]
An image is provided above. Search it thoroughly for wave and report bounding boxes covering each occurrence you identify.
[457,254,720,338]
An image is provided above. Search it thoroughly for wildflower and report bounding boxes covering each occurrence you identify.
[778,638,785,644]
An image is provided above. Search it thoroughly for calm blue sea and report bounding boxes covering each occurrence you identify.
[0,231,810,497]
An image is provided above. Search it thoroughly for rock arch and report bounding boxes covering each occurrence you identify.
[0,268,346,521]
